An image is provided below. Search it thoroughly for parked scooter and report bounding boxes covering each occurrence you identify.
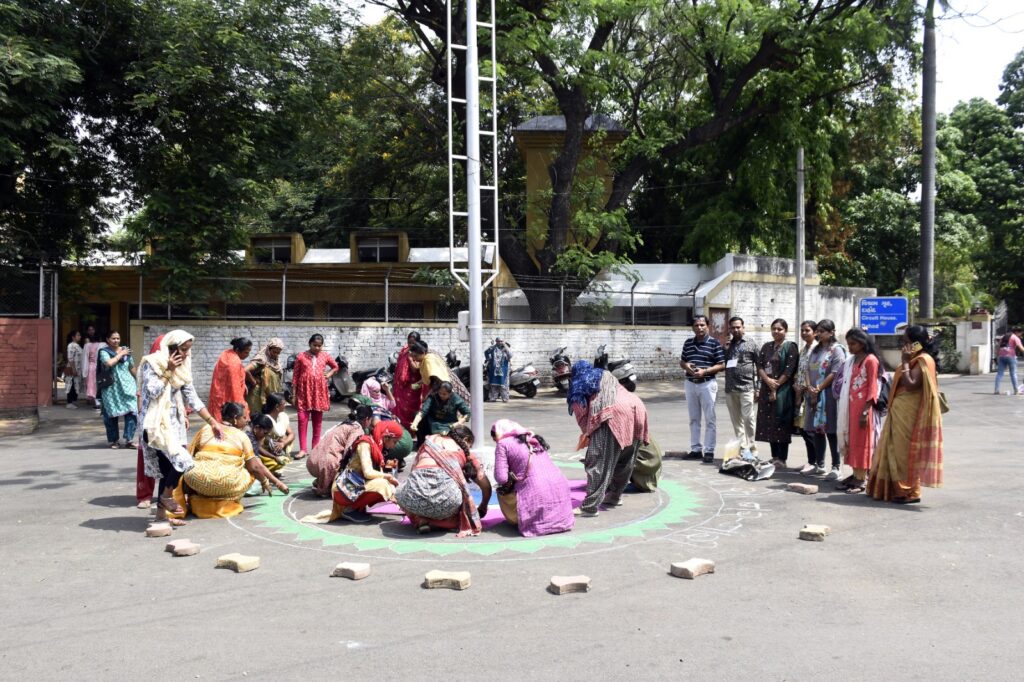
[549,346,572,393]
[508,363,540,398]
[594,344,638,392]
[332,352,397,401]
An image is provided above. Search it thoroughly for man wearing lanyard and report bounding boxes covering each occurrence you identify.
[679,316,726,464]
[724,316,760,460]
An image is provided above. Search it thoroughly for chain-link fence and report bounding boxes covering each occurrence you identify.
[118,274,696,326]
[0,267,55,317]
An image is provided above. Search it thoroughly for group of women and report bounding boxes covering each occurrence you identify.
[753,320,944,504]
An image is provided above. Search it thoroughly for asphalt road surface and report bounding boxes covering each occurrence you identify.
[1,375,1021,680]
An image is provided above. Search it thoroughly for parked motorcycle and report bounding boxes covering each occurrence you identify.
[594,343,638,392]
[549,346,572,394]
[445,350,474,389]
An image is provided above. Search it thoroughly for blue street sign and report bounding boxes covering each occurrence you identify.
[859,297,909,335]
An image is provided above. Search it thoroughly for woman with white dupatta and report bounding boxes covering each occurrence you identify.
[137,330,223,526]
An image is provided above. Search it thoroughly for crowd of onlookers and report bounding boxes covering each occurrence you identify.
[58,317,1021,529]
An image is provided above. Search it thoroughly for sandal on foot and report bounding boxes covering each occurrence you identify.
[893,496,921,504]
[157,491,186,512]
[844,483,866,494]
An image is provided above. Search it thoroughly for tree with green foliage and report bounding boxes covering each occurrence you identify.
[379,0,919,320]
[0,0,137,266]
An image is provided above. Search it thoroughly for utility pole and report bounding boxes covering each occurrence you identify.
[447,0,500,464]
[795,147,805,340]
[920,0,937,319]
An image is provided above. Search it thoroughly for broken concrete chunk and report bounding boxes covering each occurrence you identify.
[164,539,200,556]
[548,575,591,595]
[786,482,819,495]
[215,553,260,573]
[422,570,471,590]
[799,524,832,541]
[145,522,172,537]
[670,558,716,579]
[331,562,371,580]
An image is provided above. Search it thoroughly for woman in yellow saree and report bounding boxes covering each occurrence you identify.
[867,326,944,504]
[174,402,288,518]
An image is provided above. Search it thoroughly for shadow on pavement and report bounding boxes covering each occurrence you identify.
[80,516,150,533]
[814,491,923,511]
[87,495,138,508]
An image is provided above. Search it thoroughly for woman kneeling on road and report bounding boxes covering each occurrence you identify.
[395,425,490,536]
[330,420,404,523]
[174,401,287,518]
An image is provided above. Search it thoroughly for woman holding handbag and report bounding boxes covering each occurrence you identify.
[492,419,574,537]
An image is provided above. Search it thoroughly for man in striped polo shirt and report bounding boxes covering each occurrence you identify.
[679,315,726,464]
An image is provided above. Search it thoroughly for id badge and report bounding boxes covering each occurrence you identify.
[726,359,738,369]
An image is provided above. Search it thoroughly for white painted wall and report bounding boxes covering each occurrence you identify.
[132,296,871,401]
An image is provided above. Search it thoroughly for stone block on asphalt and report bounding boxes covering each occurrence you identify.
[799,524,832,541]
[216,553,260,573]
[422,570,470,590]
[332,562,371,580]
[548,575,591,595]
[786,482,818,495]
[164,539,200,557]
[145,522,172,537]
[670,558,716,579]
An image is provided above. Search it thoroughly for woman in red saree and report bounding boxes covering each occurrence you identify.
[207,338,253,422]
[330,420,404,523]
[392,331,422,428]
[867,326,944,504]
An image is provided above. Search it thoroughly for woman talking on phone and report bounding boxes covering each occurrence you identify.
[867,326,944,504]
[138,330,223,526]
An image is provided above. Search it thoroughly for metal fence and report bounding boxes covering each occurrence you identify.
[0,266,55,318]
[119,274,697,326]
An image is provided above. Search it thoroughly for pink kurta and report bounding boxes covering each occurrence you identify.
[291,351,338,412]
[846,354,879,470]
[494,437,574,537]
[83,341,103,399]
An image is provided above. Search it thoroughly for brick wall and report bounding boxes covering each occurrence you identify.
[0,318,53,409]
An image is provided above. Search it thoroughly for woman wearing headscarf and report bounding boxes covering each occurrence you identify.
[137,330,223,526]
[568,360,649,517]
[246,337,285,416]
[330,420,404,523]
[392,331,423,428]
[207,337,253,422]
[395,424,490,536]
[867,326,944,504]
[360,375,396,412]
[491,419,574,537]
